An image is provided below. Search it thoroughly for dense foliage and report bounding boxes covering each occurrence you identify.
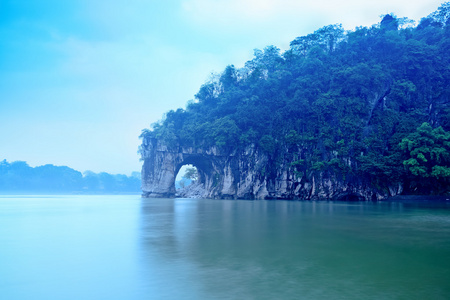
[141,3,450,195]
[0,160,141,194]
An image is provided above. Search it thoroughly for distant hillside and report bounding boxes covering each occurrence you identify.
[0,160,141,194]
[140,3,450,198]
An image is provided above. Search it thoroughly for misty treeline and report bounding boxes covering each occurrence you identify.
[141,2,450,195]
[0,160,141,194]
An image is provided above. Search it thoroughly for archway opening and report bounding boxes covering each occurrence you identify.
[175,164,199,191]
[173,155,213,198]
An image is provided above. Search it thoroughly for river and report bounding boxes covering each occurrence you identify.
[1,195,449,299]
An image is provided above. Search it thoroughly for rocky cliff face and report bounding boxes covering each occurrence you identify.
[140,137,402,200]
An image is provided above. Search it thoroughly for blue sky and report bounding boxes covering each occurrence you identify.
[0,0,443,175]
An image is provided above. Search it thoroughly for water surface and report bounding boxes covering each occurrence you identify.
[1,195,449,299]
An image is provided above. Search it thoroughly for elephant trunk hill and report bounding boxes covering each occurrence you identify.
[140,7,450,200]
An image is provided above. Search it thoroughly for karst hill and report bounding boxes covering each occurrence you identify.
[140,4,450,200]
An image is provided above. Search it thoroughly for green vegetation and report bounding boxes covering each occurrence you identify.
[176,167,198,189]
[0,160,141,194]
[183,167,198,181]
[141,3,450,195]
[400,123,450,194]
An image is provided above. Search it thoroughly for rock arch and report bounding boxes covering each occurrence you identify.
[174,155,213,185]
[140,138,270,199]
[141,139,215,198]
[174,158,211,195]
[140,137,397,200]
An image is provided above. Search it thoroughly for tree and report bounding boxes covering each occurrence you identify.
[400,123,450,194]
[380,14,399,32]
[259,135,277,155]
[290,24,344,55]
[183,167,198,181]
[244,45,282,76]
[428,1,450,25]
[220,65,237,91]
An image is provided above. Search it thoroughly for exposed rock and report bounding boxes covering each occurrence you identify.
[176,182,207,198]
[141,137,401,200]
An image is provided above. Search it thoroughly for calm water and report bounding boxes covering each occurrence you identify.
[1,195,450,300]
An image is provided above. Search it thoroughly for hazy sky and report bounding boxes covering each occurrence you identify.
[0,0,443,175]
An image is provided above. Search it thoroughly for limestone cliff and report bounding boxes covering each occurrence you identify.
[139,9,450,199]
[140,137,402,200]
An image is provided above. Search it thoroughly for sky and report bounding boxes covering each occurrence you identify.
[0,0,444,175]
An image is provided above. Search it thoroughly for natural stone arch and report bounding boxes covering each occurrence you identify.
[141,138,274,199]
[140,138,221,198]
[175,154,213,182]
[140,137,392,200]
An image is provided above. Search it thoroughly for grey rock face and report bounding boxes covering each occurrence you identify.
[141,137,401,200]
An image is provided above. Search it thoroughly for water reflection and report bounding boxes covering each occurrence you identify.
[138,199,450,299]
[3,196,447,299]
